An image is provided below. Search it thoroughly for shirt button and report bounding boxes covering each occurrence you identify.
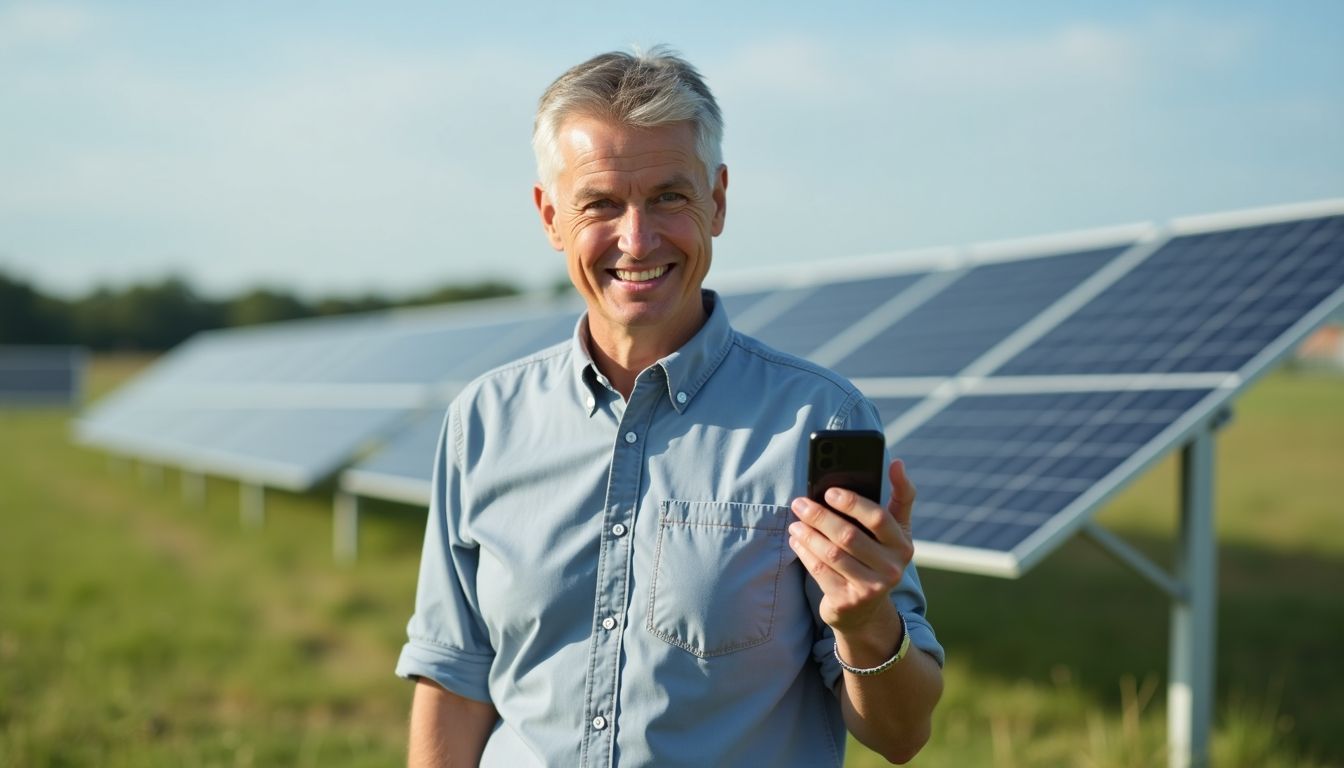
[592,715,607,730]
[676,391,687,404]
[624,431,637,444]
[602,616,617,631]
[611,523,627,537]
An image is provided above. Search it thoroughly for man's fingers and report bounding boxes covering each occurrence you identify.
[887,459,916,529]
[792,494,888,554]
[822,486,896,542]
[788,530,850,593]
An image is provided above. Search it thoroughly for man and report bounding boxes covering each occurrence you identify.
[398,48,944,766]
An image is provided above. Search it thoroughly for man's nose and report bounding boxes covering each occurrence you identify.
[616,206,660,258]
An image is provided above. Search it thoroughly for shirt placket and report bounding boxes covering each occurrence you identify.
[579,374,660,768]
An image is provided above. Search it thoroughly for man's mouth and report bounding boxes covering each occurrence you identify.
[611,265,671,283]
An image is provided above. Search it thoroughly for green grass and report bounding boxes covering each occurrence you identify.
[1,360,1341,766]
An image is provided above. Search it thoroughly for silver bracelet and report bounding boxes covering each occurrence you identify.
[834,611,911,676]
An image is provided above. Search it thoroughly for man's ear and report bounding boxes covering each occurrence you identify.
[710,164,728,237]
[534,184,565,251]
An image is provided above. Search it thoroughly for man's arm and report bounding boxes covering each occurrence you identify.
[407,677,499,767]
[789,460,943,764]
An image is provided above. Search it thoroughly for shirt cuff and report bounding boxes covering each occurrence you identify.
[902,612,945,668]
[395,637,494,703]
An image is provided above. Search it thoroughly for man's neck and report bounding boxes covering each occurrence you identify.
[585,310,707,400]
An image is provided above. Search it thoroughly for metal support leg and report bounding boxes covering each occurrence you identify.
[241,482,265,529]
[334,492,360,563]
[182,470,207,508]
[1169,430,1217,768]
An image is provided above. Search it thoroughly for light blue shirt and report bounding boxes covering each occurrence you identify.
[397,291,943,767]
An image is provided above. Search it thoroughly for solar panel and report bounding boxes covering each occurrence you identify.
[717,290,773,322]
[76,297,578,491]
[341,411,444,505]
[994,214,1344,376]
[0,346,85,406]
[897,387,1213,563]
[747,273,926,357]
[835,246,1126,378]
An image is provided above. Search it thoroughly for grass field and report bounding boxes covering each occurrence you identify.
[1,356,1341,766]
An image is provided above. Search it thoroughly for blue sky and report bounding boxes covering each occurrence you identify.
[1,1,1341,299]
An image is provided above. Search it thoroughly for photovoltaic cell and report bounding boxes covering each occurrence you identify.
[835,246,1127,378]
[748,273,925,357]
[995,215,1344,376]
[894,388,1211,553]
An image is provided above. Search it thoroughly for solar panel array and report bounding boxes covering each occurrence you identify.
[76,299,579,491]
[0,346,86,406]
[75,200,1344,576]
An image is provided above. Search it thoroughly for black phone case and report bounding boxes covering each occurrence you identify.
[807,430,884,536]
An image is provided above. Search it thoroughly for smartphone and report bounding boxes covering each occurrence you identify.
[807,430,885,537]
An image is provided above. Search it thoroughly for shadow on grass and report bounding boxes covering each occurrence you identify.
[921,530,1344,761]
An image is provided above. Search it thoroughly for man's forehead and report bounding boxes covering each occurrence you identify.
[558,117,699,175]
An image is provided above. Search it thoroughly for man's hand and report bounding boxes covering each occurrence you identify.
[789,459,915,639]
[789,458,942,764]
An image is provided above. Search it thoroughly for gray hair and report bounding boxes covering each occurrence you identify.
[532,46,724,193]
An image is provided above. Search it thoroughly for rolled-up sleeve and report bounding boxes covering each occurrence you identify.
[812,395,946,690]
[395,399,495,703]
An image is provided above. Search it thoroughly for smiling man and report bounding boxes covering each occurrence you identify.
[397,48,944,767]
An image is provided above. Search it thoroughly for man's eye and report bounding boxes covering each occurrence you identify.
[656,192,687,205]
[584,199,616,212]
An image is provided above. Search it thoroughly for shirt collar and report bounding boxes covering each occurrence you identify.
[569,290,734,416]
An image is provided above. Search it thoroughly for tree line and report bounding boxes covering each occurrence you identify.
[0,269,522,351]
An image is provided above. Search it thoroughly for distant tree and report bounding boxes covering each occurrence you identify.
[227,288,311,327]
[1,267,534,351]
[312,294,394,316]
[0,270,70,344]
[405,280,520,307]
[550,275,574,297]
[70,277,223,350]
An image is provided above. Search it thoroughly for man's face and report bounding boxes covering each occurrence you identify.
[535,116,727,350]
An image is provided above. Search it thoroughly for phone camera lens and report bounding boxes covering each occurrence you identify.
[819,457,835,470]
[819,441,835,455]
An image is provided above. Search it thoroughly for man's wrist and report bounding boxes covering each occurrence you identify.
[833,603,907,669]
[835,610,909,676]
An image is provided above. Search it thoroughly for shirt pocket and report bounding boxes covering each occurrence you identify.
[646,499,792,658]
